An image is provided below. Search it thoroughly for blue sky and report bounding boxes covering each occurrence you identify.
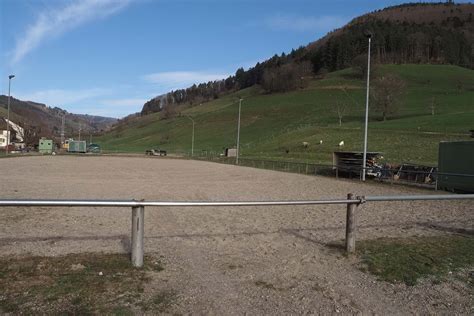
[1,0,470,118]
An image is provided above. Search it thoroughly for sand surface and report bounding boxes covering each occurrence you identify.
[1,155,473,314]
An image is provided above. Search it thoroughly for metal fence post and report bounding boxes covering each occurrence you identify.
[131,205,145,267]
[345,193,356,254]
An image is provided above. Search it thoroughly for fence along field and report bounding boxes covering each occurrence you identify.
[0,155,473,314]
[193,155,474,191]
[2,192,472,267]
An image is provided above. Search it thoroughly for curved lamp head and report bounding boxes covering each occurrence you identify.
[9,75,15,79]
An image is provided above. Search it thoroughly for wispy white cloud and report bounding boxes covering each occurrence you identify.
[11,0,131,64]
[142,71,230,91]
[17,88,111,107]
[264,14,346,32]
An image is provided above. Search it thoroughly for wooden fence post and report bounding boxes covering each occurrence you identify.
[345,193,356,254]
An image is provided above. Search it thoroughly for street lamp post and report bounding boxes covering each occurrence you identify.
[362,34,372,181]
[236,98,242,165]
[185,116,195,156]
[6,75,15,155]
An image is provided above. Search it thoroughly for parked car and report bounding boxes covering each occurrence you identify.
[88,143,101,153]
[145,149,167,156]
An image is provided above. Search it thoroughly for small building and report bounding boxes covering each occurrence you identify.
[63,138,74,150]
[68,140,87,153]
[225,148,237,157]
[39,138,54,154]
[0,131,10,148]
[438,141,474,193]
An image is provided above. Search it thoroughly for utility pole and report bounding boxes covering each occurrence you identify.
[78,123,82,141]
[6,75,15,155]
[60,115,65,146]
[362,33,372,181]
[89,117,93,145]
[185,116,195,156]
[236,98,243,165]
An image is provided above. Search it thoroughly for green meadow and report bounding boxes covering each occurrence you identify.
[97,65,474,166]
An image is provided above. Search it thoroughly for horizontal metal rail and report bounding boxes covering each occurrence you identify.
[363,194,474,202]
[0,199,358,207]
[0,194,473,207]
[1,194,473,268]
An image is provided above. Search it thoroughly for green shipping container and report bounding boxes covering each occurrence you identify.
[38,138,54,154]
[438,141,474,193]
[68,140,87,153]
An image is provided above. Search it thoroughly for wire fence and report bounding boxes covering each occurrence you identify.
[194,155,336,175]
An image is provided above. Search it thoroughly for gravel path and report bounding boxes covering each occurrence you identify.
[1,156,473,314]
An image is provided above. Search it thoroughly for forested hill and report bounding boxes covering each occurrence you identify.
[141,2,473,116]
[0,95,117,146]
[308,2,473,72]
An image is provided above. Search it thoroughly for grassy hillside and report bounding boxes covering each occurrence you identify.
[97,64,474,166]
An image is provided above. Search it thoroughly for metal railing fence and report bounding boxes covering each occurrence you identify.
[1,193,473,267]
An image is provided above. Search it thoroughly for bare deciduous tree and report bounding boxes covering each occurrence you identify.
[333,100,347,126]
[352,53,379,79]
[352,54,369,79]
[160,104,178,120]
[371,74,405,121]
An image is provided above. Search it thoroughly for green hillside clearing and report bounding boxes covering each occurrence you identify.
[97,65,474,166]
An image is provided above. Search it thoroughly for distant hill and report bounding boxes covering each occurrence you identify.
[306,2,473,72]
[0,95,117,146]
[141,2,473,116]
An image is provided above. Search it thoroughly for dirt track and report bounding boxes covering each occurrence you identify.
[1,156,473,314]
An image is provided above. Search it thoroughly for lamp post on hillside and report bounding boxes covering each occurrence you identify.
[6,75,15,155]
[185,115,195,156]
[362,32,372,181]
[236,98,243,165]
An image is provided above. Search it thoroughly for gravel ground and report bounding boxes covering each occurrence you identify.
[1,155,473,314]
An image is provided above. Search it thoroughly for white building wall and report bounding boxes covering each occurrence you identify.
[0,130,10,148]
